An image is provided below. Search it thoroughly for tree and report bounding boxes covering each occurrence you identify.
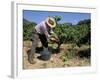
[23,18,37,40]
[53,18,91,51]
[77,19,91,45]
[54,16,62,22]
[72,24,90,47]
[54,23,72,51]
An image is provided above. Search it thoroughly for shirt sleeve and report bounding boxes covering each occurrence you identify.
[41,22,51,39]
[44,31,51,39]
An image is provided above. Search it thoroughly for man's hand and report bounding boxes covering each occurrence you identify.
[50,36,59,43]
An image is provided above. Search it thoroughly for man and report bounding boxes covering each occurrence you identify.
[28,16,59,64]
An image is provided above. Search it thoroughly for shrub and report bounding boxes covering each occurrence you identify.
[60,48,77,62]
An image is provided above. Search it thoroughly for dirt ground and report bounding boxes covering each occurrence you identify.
[23,41,90,69]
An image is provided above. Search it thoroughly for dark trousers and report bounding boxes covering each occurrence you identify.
[38,34,48,48]
[29,29,48,59]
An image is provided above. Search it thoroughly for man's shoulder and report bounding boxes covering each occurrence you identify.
[35,21,43,27]
[37,21,46,28]
[39,21,45,25]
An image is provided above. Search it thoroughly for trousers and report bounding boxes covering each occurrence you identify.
[29,29,48,59]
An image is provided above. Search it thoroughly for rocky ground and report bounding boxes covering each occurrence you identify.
[23,41,90,69]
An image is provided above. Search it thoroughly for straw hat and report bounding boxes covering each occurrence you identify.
[45,16,56,28]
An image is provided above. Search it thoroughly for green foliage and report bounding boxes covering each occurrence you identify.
[23,17,90,49]
[60,48,77,62]
[23,18,37,40]
[72,24,90,46]
[54,16,62,22]
[54,23,70,44]
[54,19,90,48]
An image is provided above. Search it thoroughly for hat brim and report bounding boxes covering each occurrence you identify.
[46,17,56,28]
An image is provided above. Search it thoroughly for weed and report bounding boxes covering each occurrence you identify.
[60,48,77,62]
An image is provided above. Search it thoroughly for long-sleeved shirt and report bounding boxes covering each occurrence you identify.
[35,21,54,39]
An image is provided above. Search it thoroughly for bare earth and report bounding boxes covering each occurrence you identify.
[23,41,90,69]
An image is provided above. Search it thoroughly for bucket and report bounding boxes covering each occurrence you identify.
[38,51,51,61]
